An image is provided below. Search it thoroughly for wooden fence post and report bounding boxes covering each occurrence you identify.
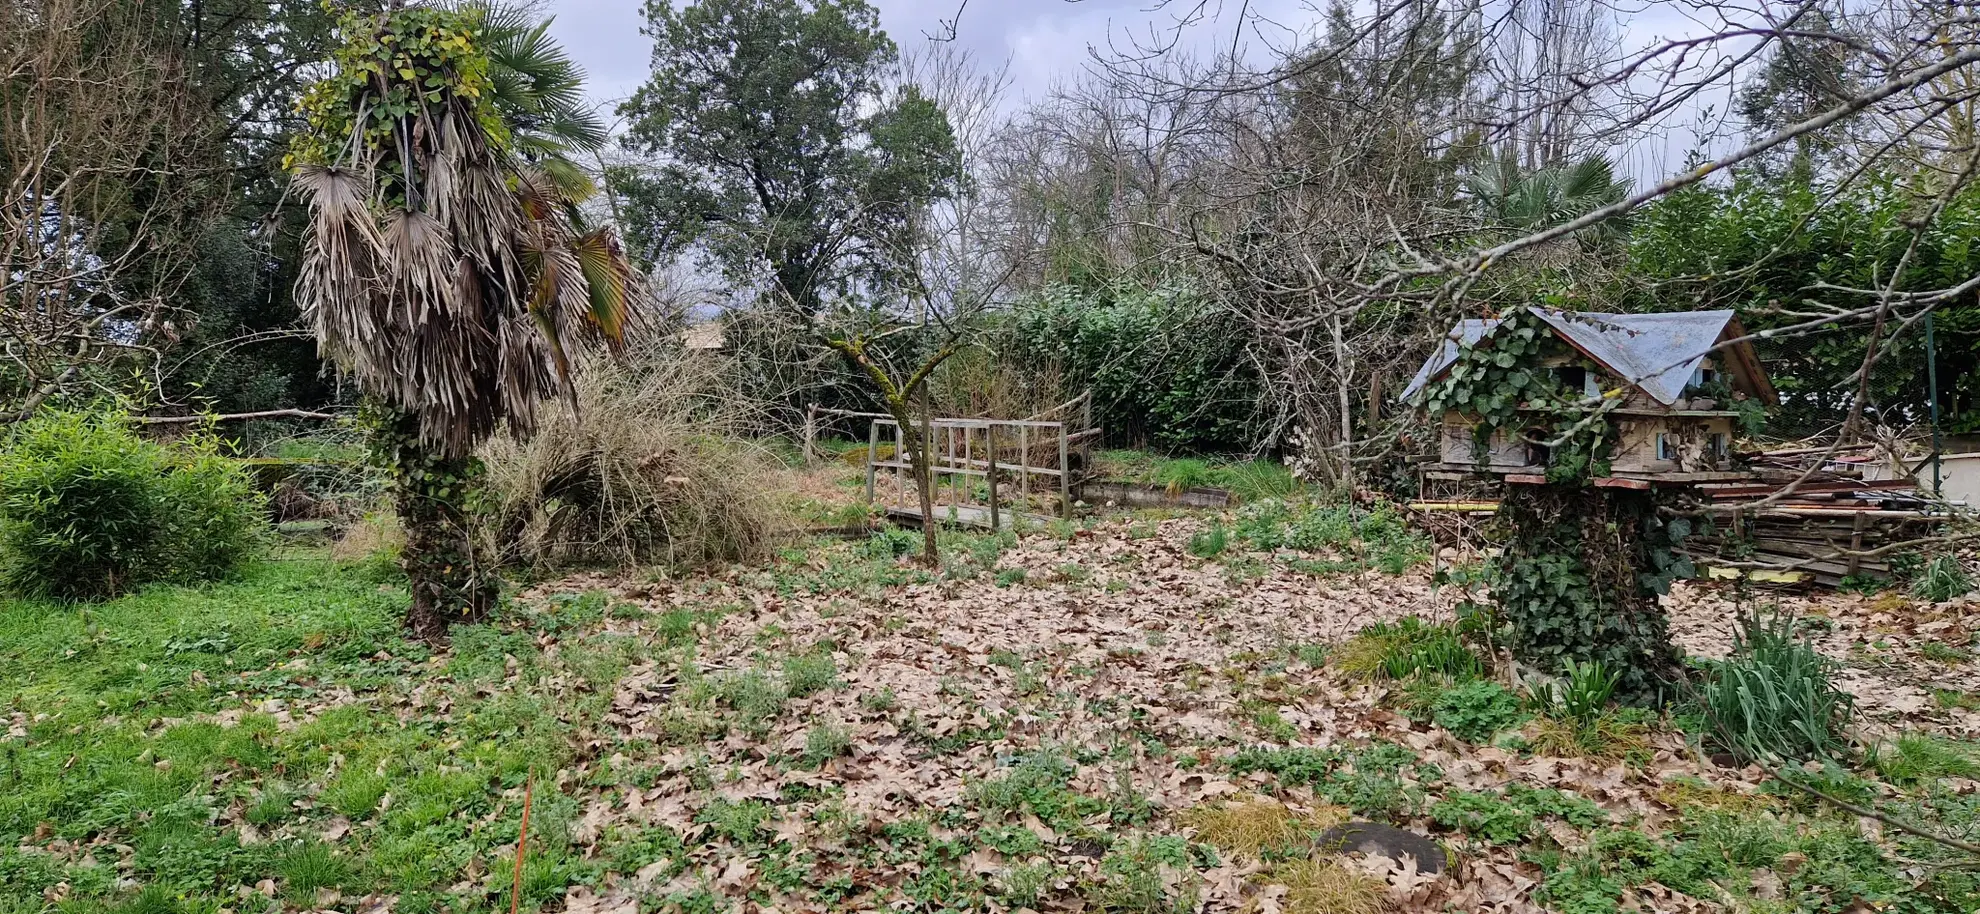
[864,419,879,506]
[1018,424,1030,508]
[1058,422,1072,520]
[986,426,1001,531]
[802,405,819,466]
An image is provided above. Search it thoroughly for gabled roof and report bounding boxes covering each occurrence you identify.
[1400,308,1777,407]
[1400,318,1502,405]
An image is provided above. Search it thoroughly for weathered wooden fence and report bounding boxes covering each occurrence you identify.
[803,395,1101,528]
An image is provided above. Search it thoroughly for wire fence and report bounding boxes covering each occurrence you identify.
[1750,320,1940,445]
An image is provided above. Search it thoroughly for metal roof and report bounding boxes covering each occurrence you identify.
[1399,319,1501,403]
[1399,308,1742,407]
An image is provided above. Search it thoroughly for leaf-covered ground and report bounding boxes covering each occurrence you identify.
[4,509,1979,914]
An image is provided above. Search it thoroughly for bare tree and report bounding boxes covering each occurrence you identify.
[824,43,1016,564]
[0,0,226,417]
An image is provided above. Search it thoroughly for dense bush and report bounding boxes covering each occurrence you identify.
[1004,284,1267,453]
[0,409,266,600]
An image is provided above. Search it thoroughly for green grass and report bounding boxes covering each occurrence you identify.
[0,555,640,914]
[1093,450,1303,502]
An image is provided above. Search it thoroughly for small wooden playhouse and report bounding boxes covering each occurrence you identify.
[1401,309,1777,482]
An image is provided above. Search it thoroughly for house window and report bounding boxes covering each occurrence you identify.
[1655,433,1671,461]
[1555,366,1602,400]
[1689,366,1719,389]
[1709,433,1729,459]
[1556,366,1585,394]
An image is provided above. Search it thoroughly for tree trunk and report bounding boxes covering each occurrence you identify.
[1495,485,1686,704]
[879,392,941,568]
[374,409,496,639]
[1329,312,1355,491]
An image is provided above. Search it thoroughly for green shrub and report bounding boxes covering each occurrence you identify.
[1701,611,1854,764]
[1006,284,1266,453]
[1913,555,1975,603]
[1429,681,1525,743]
[1430,790,1533,843]
[0,409,266,600]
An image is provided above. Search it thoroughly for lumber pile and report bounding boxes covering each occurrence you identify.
[1684,445,1946,588]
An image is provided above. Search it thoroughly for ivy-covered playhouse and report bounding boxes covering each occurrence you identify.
[1401,308,1777,485]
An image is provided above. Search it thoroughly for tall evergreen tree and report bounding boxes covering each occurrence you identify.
[613,0,960,314]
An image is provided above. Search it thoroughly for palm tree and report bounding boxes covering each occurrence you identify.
[1464,155,1632,247]
[288,4,634,635]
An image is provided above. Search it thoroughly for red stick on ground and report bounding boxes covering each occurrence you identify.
[510,774,533,914]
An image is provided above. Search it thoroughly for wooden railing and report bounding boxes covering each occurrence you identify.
[802,396,1101,526]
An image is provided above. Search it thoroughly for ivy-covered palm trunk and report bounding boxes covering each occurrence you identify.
[1495,486,1687,704]
[372,410,496,638]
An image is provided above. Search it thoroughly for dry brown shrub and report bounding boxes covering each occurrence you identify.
[1185,798,1348,859]
[331,511,404,564]
[478,345,792,570]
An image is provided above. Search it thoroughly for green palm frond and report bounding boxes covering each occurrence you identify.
[571,228,635,348]
[1468,154,1631,240]
[477,3,609,154]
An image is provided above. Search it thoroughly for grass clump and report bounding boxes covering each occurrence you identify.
[0,407,266,600]
[692,669,787,734]
[277,840,351,904]
[321,769,389,819]
[801,722,853,768]
[1272,858,1390,914]
[1912,554,1975,603]
[1700,611,1854,764]
[969,751,1098,829]
[1091,836,1206,914]
[1188,522,1230,558]
[1182,799,1346,859]
[1094,450,1302,502]
[1332,617,1483,682]
[1866,734,1980,784]
[1523,658,1652,761]
[697,798,772,844]
[782,650,839,697]
[1232,498,1429,573]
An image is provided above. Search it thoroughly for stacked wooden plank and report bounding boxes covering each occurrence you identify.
[1683,448,1945,588]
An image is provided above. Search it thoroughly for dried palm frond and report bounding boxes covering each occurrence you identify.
[290,11,641,459]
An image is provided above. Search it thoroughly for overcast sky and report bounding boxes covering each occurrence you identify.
[545,0,1750,181]
[547,0,1360,118]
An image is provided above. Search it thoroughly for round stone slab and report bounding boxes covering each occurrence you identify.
[1316,822,1448,874]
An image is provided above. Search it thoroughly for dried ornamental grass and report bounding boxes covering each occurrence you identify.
[479,345,792,570]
